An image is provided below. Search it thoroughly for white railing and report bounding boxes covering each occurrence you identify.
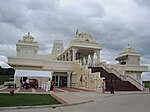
[94,62,143,90]
[126,76,143,90]
[96,63,123,80]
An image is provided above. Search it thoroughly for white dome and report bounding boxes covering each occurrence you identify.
[119,44,140,56]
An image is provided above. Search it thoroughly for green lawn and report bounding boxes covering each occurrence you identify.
[0,94,60,107]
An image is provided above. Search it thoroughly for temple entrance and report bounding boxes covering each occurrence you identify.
[52,75,67,87]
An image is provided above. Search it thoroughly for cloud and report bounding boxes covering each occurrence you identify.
[142,72,150,81]
[0,55,7,62]
[135,0,150,9]
[0,55,11,68]
[0,0,150,78]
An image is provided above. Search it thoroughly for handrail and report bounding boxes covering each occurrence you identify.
[126,75,143,87]
[97,63,124,79]
[111,67,143,87]
[94,63,143,88]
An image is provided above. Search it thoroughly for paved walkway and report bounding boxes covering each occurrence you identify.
[0,86,150,112]
[52,90,150,104]
[0,92,150,112]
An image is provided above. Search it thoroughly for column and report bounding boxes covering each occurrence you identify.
[68,51,71,61]
[80,57,84,65]
[96,50,100,63]
[60,56,63,61]
[85,55,88,65]
[66,53,68,61]
[65,53,67,61]
[63,55,65,61]
[58,76,60,87]
[90,53,94,66]
[67,72,71,87]
[72,48,78,61]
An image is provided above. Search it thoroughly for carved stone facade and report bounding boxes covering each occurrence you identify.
[8,31,148,91]
[115,44,140,65]
[57,31,102,66]
[51,40,64,58]
[16,32,38,58]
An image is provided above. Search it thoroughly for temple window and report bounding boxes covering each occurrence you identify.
[85,39,89,42]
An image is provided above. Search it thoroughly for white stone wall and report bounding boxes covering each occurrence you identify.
[127,55,140,65]
[72,61,102,91]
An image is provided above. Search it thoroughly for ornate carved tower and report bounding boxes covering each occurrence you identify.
[16,32,38,58]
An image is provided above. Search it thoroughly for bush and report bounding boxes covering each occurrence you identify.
[0,75,13,85]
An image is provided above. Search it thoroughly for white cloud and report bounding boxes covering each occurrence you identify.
[142,72,150,81]
[0,61,11,68]
[0,55,8,63]
[0,0,149,79]
[0,55,11,68]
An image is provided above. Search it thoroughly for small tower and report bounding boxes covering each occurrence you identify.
[16,32,38,58]
[115,44,148,90]
[51,40,64,57]
[115,44,140,65]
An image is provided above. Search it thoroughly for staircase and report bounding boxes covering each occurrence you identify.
[88,66,141,91]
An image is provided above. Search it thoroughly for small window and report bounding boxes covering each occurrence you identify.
[120,62,126,65]
[85,39,89,42]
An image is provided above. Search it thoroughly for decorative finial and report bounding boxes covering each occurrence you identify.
[28,32,30,35]
[76,29,78,35]
[127,44,131,49]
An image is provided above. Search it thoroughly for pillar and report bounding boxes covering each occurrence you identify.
[60,56,63,61]
[85,55,88,65]
[90,53,94,65]
[96,50,100,63]
[68,51,71,61]
[63,55,65,61]
[65,53,67,61]
[67,72,71,87]
[72,48,78,61]
[80,57,84,65]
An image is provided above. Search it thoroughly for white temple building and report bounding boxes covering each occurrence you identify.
[8,31,148,91]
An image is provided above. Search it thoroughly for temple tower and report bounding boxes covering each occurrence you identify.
[115,44,140,65]
[16,32,38,58]
[51,40,64,57]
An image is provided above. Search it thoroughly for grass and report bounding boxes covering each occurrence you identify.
[0,93,60,107]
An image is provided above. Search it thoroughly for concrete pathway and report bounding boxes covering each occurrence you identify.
[0,86,150,112]
[0,92,150,112]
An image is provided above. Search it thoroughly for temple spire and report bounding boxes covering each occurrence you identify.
[127,44,131,49]
[76,29,78,35]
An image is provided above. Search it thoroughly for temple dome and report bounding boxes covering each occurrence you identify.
[23,32,34,42]
[120,44,140,55]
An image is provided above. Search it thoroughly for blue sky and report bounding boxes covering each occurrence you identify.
[0,0,149,80]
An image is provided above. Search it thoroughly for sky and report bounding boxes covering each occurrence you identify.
[0,0,150,80]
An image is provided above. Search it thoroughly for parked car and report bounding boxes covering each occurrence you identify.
[23,79,38,88]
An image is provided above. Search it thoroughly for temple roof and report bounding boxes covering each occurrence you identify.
[22,32,34,42]
[121,44,139,54]
[71,30,96,43]
[115,45,140,61]
[117,44,140,58]
[69,30,101,49]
